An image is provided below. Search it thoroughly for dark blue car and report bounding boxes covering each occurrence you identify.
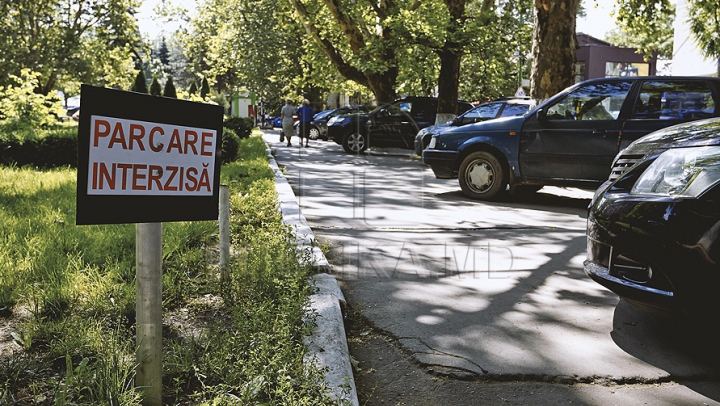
[423,77,720,200]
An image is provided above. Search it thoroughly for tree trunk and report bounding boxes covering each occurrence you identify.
[436,45,462,123]
[366,71,397,104]
[530,0,580,101]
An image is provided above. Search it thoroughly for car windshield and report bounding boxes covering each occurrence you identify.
[464,103,503,119]
[314,110,334,120]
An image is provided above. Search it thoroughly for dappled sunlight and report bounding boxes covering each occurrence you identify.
[267,129,720,403]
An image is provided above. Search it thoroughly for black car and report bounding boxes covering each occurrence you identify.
[327,96,473,153]
[414,97,536,156]
[308,106,374,140]
[423,76,720,200]
[585,117,720,315]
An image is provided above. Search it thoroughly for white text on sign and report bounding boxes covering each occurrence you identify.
[88,115,217,196]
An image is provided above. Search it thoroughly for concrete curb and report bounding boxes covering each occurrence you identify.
[265,143,358,406]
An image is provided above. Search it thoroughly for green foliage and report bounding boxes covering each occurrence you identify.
[612,0,676,59]
[182,0,534,108]
[0,125,78,168]
[221,128,241,163]
[0,134,333,404]
[131,70,149,94]
[224,116,254,139]
[0,0,140,96]
[163,76,178,98]
[0,69,66,133]
[687,0,720,61]
[150,76,163,96]
[201,77,211,99]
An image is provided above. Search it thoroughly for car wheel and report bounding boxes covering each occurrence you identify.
[458,151,506,200]
[309,126,320,140]
[342,133,367,154]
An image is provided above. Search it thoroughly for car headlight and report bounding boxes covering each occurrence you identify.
[428,135,437,149]
[631,146,720,198]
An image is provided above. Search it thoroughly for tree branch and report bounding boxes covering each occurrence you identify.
[288,0,369,86]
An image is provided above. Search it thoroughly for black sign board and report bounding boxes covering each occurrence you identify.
[76,85,224,225]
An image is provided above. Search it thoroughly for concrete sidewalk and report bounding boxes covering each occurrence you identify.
[264,141,359,406]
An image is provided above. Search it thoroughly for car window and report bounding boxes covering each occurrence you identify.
[397,102,412,113]
[632,81,716,120]
[465,103,503,119]
[500,103,531,117]
[386,104,405,116]
[546,81,632,121]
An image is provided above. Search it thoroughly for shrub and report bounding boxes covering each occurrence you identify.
[0,125,77,168]
[0,69,65,132]
[223,116,254,139]
[222,128,241,163]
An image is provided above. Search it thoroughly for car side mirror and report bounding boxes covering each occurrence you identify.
[536,108,547,122]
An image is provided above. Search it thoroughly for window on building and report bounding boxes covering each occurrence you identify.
[605,62,649,77]
[574,62,586,83]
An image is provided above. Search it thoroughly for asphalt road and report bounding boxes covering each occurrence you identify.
[263,130,720,405]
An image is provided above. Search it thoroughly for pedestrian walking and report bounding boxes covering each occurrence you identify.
[280,99,296,146]
[296,99,314,147]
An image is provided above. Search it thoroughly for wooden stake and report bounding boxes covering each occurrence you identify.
[135,222,163,406]
[219,184,230,283]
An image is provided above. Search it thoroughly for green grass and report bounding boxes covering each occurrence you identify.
[0,134,334,405]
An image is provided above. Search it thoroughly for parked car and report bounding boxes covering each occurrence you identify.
[423,76,720,200]
[309,106,374,141]
[414,97,536,156]
[585,117,720,315]
[327,96,473,153]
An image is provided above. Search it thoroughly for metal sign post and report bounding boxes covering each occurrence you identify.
[135,223,163,405]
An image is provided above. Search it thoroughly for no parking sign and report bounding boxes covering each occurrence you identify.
[76,85,224,225]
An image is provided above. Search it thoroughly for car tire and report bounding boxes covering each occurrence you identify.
[342,132,367,154]
[309,126,320,140]
[458,151,506,200]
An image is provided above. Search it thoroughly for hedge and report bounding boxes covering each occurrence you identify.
[1,119,253,168]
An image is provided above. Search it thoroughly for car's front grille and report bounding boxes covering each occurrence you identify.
[609,154,644,181]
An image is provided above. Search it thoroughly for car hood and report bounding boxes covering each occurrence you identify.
[441,115,524,136]
[623,117,720,155]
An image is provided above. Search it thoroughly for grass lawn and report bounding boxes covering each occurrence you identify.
[0,133,335,405]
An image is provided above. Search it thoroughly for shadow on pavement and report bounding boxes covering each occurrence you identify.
[611,300,720,401]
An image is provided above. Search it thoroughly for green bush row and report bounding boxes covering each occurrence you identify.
[0,117,255,168]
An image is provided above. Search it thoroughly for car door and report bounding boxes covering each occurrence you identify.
[519,80,634,183]
[367,101,410,147]
[620,79,719,150]
[404,99,437,147]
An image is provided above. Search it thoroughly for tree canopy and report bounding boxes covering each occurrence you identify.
[0,0,142,96]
